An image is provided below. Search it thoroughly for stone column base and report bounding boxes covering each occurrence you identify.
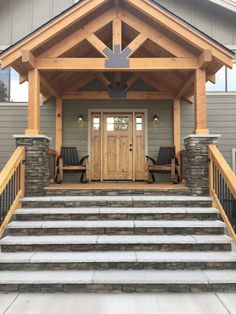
[14,135,51,196]
[184,134,220,196]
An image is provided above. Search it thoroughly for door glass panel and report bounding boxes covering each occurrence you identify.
[107,116,129,131]
[93,116,100,131]
[136,116,143,131]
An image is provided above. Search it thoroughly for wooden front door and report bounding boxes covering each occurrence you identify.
[103,113,133,180]
[91,111,145,181]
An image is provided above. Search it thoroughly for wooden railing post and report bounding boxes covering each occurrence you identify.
[208,144,236,243]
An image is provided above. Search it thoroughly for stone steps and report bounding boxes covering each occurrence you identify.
[0,235,231,252]
[14,207,219,221]
[0,251,236,271]
[21,195,213,208]
[0,269,236,292]
[1,193,236,292]
[7,220,225,236]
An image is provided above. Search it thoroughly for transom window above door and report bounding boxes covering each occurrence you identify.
[106,116,129,131]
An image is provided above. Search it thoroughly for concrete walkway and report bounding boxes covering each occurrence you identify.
[0,293,236,314]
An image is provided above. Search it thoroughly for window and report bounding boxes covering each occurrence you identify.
[106,116,129,131]
[0,68,10,102]
[206,63,236,92]
[136,117,143,131]
[93,117,100,131]
[0,67,28,102]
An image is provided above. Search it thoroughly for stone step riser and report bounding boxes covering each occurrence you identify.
[44,190,192,197]
[1,243,231,253]
[0,283,235,293]
[14,213,219,221]
[21,200,213,209]
[8,227,224,236]
[1,261,236,271]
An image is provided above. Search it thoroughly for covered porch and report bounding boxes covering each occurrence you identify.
[0,0,233,194]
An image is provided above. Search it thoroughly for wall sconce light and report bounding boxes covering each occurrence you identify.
[153,114,160,125]
[77,114,84,123]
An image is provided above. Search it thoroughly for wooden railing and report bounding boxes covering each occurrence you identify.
[209,144,236,242]
[48,148,58,182]
[0,147,25,237]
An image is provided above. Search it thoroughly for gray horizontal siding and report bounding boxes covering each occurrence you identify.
[0,104,55,171]
[62,99,173,161]
[181,95,236,166]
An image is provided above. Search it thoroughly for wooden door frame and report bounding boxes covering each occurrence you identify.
[88,109,148,182]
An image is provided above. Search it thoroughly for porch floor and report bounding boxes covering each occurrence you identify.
[45,182,188,191]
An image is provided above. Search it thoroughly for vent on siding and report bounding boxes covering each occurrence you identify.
[233,148,236,174]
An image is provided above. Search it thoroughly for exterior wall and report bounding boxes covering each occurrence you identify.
[181,95,236,166]
[1,0,236,47]
[63,99,173,159]
[0,0,74,46]
[0,97,235,174]
[0,103,55,170]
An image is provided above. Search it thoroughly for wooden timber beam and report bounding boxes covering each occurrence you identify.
[35,57,199,71]
[62,91,174,99]
[124,0,233,68]
[0,0,110,68]
[86,34,108,57]
[21,51,36,70]
[40,74,60,98]
[96,73,113,90]
[173,98,181,156]
[63,73,97,92]
[194,68,209,134]
[125,74,139,90]
[125,33,147,57]
[199,50,212,69]
[176,74,195,99]
[40,8,115,58]
[113,18,122,49]
[55,97,63,155]
[25,68,41,135]
[118,8,194,58]
[137,73,170,91]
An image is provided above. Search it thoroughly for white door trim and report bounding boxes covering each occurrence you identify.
[88,109,148,181]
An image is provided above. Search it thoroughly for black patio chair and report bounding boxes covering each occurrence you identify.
[146,146,181,184]
[56,147,89,184]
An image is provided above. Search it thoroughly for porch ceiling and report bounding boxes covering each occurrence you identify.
[0,0,234,102]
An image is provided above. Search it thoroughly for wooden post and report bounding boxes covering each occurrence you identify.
[25,68,41,135]
[113,18,122,50]
[194,68,209,134]
[55,97,63,155]
[173,98,181,156]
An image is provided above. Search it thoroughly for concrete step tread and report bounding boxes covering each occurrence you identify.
[0,235,231,245]
[0,269,236,284]
[7,220,225,229]
[22,195,212,202]
[15,207,218,215]
[0,251,235,264]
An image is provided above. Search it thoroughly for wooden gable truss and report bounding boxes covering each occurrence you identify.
[0,0,234,149]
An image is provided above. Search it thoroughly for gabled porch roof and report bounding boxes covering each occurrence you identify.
[0,0,234,140]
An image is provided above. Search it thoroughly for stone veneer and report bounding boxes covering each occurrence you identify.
[14,135,51,196]
[184,134,220,196]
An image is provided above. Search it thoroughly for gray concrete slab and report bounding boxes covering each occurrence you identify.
[0,293,18,314]
[1,293,235,314]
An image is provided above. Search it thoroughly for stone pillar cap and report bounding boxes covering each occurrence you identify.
[13,134,52,141]
[184,134,221,140]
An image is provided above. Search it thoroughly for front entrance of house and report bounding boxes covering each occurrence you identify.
[90,111,146,182]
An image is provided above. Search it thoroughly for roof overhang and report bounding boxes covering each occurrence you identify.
[0,0,234,101]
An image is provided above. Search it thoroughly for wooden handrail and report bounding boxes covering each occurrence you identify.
[209,144,236,243]
[209,145,236,198]
[0,147,25,237]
